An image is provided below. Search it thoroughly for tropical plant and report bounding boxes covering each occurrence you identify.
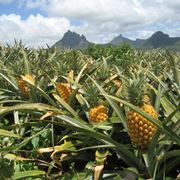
[0,42,179,179]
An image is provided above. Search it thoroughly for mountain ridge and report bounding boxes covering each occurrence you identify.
[52,30,92,49]
[53,30,180,51]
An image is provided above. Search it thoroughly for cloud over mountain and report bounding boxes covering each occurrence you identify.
[0,0,179,47]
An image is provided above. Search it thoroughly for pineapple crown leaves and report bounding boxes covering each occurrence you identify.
[83,82,101,107]
[96,57,110,80]
[124,69,148,106]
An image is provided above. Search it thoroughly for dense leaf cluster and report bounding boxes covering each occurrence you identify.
[0,42,179,179]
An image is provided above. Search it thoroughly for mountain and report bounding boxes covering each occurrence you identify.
[52,30,180,51]
[109,34,134,45]
[140,31,180,50]
[109,35,146,47]
[134,38,146,47]
[109,31,180,50]
[53,30,91,49]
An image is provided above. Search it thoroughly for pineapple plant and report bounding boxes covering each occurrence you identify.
[1,43,179,180]
[18,74,34,96]
[85,83,109,123]
[89,105,108,123]
[126,71,158,150]
[112,79,122,89]
[56,83,72,102]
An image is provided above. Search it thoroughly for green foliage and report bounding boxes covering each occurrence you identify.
[0,159,14,179]
[86,43,136,76]
[0,42,179,179]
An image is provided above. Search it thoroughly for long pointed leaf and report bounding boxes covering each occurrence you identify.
[105,94,180,145]
[89,76,127,130]
[12,170,45,180]
[0,129,20,138]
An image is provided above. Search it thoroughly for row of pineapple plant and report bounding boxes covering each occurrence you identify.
[0,42,179,179]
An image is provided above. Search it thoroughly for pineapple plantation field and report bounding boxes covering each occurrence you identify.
[0,43,179,180]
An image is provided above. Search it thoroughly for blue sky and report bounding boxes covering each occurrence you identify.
[0,1,46,19]
[0,0,179,47]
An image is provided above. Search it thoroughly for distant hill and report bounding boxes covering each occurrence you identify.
[109,31,180,50]
[108,34,145,47]
[109,34,134,45]
[52,30,92,49]
[52,30,180,51]
[140,31,180,50]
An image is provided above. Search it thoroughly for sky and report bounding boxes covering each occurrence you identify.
[0,0,180,47]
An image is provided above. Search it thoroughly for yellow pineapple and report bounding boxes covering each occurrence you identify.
[89,105,108,123]
[112,79,122,88]
[56,83,71,102]
[18,74,34,96]
[85,83,109,123]
[126,71,157,150]
[18,78,28,96]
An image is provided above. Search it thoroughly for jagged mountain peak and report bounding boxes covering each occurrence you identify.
[150,31,169,38]
[53,30,91,49]
[109,34,134,45]
[62,30,80,40]
[144,31,174,48]
[81,34,87,41]
[52,30,180,51]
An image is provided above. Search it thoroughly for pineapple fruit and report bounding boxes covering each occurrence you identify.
[112,79,122,88]
[89,105,108,123]
[85,83,109,123]
[126,71,157,150]
[18,74,34,96]
[56,83,71,102]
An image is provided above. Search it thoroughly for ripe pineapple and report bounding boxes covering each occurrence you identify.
[18,74,34,96]
[89,105,108,123]
[126,71,157,150]
[85,84,109,123]
[56,83,71,102]
[112,79,122,88]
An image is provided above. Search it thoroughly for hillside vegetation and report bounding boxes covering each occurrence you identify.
[0,42,179,179]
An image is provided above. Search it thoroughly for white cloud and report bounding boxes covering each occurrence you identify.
[0,14,72,47]
[18,0,179,43]
[0,0,179,46]
[164,0,180,8]
[136,30,155,39]
[24,0,180,23]
[42,0,157,43]
[45,0,149,24]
